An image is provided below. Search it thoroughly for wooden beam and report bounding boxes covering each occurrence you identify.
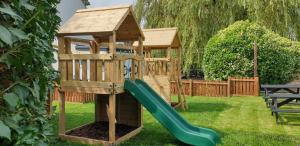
[227,77,231,97]
[65,39,73,81]
[59,90,65,135]
[95,95,101,122]
[108,94,116,142]
[61,86,113,94]
[61,81,113,88]
[109,31,116,54]
[59,54,113,60]
[114,54,143,61]
[89,41,98,81]
[167,47,171,59]
[65,37,91,45]
[115,126,143,145]
[58,37,67,81]
[131,60,135,80]
[144,58,170,62]
[59,134,109,145]
[108,31,117,143]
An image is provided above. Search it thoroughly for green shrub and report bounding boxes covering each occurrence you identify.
[203,20,300,84]
[0,0,60,145]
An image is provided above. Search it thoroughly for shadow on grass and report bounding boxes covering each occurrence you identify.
[182,102,232,113]
[277,113,300,126]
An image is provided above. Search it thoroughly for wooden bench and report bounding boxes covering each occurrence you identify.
[269,93,300,123]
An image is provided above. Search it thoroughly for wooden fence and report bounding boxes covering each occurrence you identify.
[51,77,259,103]
[171,77,260,97]
[51,88,95,103]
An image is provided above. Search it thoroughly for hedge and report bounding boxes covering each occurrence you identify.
[202,20,300,84]
[0,1,60,145]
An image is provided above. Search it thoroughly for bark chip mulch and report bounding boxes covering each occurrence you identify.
[66,121,138,141]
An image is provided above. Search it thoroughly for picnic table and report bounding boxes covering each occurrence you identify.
[261,84,300,123]
[268,93,300,123]
[261,84,300,107]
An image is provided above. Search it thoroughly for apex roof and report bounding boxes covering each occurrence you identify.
[58,5,144,41]
[133,27,181,49]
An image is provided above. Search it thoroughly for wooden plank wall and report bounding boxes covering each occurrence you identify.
[52,88,95,103]
[170,77,259,97]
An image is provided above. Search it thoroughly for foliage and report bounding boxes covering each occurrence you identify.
[0,0,60,145]
[203,20,300,84]
[134,0,300,72]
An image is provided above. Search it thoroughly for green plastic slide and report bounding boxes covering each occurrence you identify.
[124,79,220,146]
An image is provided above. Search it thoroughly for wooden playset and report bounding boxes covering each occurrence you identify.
[133,28,187,110]
[56,5,144,145]
[55,5,221,146]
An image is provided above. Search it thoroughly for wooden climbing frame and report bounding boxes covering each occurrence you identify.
[133,28,188,110]
[56,5,145,145]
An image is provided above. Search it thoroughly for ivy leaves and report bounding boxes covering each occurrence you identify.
[0,120,11,140]
[0,1,34,47]
[0,0,60,145]
[3,92,19,108]
[0,3,22,20]
[0,25,13,46]
[0,25,27,47]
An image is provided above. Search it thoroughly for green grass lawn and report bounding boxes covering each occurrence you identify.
[50,96,300,146]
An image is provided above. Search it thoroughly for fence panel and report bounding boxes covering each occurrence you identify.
[229,77,259,96]
[171,77,259,97]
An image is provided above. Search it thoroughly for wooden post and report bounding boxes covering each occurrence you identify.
[58,37,67,81]
[167,47,171,59]
[227,77,231,97]
[131,60,135,80]
[89,41,99,81]
[95,94,100,122]
[138,36,143,79]
[189,79,193,97]
[108,94,116,142]
[254,77,260,96]
[253,41,258,77]
[108,31,116,143]
[58,90,65,135]
[65,39,72,80]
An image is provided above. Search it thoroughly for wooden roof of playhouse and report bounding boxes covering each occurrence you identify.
[133,27,181,49]
[57,5,144,41]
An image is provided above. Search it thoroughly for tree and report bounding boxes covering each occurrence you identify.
[134,0,300,72]
[203,21,300,84]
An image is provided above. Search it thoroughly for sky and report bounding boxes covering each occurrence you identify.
[88,0,136,8]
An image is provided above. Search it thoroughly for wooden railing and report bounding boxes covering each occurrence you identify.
[144,58,180,80]
[170,77,260,97]
[144,58,170,76]
[59,53,143,94]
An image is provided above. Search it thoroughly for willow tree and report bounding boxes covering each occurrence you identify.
[134,0,300,72]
